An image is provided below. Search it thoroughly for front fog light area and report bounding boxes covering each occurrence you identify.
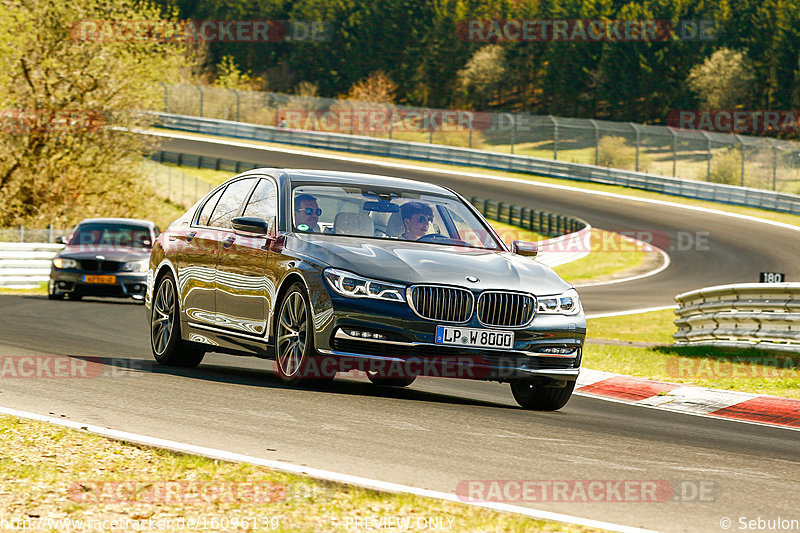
[344,329,388,340]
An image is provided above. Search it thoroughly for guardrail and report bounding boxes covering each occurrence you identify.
[155,113,800,216]
[0,242,63,288]
[674,283,800,353]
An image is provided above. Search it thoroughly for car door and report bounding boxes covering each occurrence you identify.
[177,185,226,326]
[211,177,271,334]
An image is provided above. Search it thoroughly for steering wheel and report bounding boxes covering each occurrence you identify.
[417,233,449,243]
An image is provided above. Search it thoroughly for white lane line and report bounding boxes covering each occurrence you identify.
[586,306,678,319]
[145,129,800,233]
[0,404,656,533]
[575,247,670,288]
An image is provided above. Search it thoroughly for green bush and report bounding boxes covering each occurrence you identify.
[596,136,652,171]
[709,147,742,185]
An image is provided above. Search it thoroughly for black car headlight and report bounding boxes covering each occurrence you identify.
[52,258,78,269]
[323,268,406,302]
[537,289,581,315]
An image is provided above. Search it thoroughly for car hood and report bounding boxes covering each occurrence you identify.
[289,234,571,295]
[57,245,151,262]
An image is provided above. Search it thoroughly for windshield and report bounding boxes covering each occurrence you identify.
[68,223,152,249]
[291,184,501,249]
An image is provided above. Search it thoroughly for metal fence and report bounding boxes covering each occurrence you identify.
[156,84,800,195]
[0,227,64,243]
[152,118,800,215]
[142,159,215,209]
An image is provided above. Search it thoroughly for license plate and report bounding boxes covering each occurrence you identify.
[83,275,116,284]
[435,325,514,349]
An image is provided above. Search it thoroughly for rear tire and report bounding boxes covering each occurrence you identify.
[510,379,575,411]
[275,283,335,386]
[150,274,205,367]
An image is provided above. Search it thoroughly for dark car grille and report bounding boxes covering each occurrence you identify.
[408,285,473,323]
[79,260,121,272]
[477,291,536,327]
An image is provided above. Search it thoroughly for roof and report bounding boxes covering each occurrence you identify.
[77,218,157,227]
[271,169,454,196]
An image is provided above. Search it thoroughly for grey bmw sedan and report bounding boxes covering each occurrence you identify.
[145,169,585,410]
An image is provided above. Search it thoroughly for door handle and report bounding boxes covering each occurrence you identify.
[222,234,235,248]
[186,231,197,243]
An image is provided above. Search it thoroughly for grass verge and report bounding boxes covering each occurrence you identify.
[0,415,602,532]
[0,281,47,296]
[585,310,800,399]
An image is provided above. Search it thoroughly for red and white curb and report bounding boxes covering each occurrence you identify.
[575,368,800,430]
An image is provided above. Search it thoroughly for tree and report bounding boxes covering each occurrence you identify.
[0,0,188,227]
[346,71,398,103]
[687,48,756,109]
[457,45,506,108]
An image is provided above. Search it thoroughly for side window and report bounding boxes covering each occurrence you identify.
[243,179,277,219]
[196,187,225,227]
[208,178,257,228]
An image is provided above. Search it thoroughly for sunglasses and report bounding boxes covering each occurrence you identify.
[296,207,322,216]
[415,215,434,224]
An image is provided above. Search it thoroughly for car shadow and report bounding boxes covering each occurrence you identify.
[68,354,517,410]
[23,295,143,305]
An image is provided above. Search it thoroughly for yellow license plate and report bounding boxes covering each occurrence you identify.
[83,275,116,284]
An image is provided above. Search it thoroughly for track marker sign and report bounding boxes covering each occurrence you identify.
[759,272,785,283]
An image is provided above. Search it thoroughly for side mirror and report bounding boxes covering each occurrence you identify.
[232,216,273,236]
[511,240,538,258]
[55,236,65,245]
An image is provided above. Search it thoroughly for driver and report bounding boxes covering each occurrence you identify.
[294,194,322,232]
[400,201,434,241]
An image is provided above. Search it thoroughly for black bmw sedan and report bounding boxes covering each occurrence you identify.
[49,218,158,301]
[145,169,586,410]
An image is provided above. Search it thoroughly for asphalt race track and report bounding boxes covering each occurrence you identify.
[1,136,799,532]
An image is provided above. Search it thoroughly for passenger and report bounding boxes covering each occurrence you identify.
[400,201,434,241]
[294,193,322,232]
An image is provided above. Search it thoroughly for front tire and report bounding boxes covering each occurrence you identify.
[275,283,335,386]
[150,274,204,367]
[510,379,575,411]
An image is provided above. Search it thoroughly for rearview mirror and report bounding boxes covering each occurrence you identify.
[511,240,538,258]
[232,216,274,235]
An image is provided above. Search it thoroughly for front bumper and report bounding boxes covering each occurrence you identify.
[49,269,148,299]
[311,289,586,383]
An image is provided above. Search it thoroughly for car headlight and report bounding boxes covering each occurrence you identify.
[52,258,78,269]
[120,260,149,273]
[537,288,581,315]
[323,268,406,302]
